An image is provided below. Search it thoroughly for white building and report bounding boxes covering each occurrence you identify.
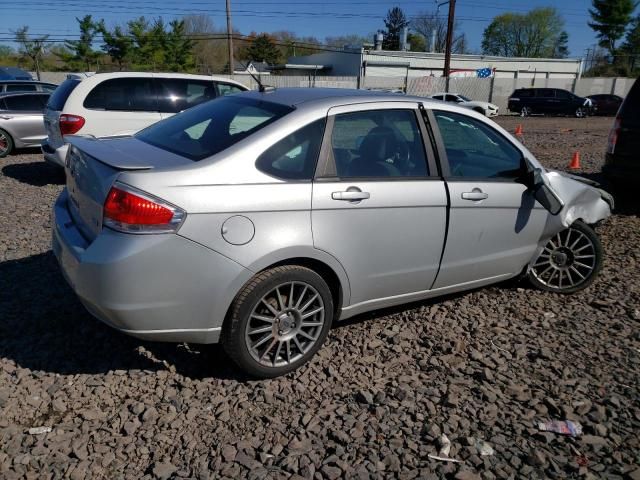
[287,49,584,80]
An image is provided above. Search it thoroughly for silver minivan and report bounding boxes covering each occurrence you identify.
[52,88,612,377]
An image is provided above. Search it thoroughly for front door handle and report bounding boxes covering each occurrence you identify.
[461,189,488,201]
[332,190,370,201]
[0,116,12,120]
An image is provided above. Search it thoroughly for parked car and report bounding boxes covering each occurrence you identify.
[508,88,592,117]
[52,88,612,377]
[429,92,499,117]
[0,80,58,94]
[0,92,50,158]
[602,77,640,190]
[0,67,32,81]
[42,72,248,167]
[587,94,623,116]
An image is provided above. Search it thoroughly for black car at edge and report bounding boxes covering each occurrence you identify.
[602,77,640,190]
[508,88,592,118]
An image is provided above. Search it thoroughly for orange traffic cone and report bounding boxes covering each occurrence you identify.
[514,124,523,136]
[568,151,580,169]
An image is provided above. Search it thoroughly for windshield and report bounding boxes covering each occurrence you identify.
[136,96,294,161]
[458,95,472,102]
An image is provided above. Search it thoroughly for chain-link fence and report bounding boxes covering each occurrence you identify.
[35,71,636,115]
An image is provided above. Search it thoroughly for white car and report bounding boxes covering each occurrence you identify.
[42,72,248,167]
[429,93,499,117]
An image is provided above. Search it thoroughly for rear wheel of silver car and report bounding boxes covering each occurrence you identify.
[520,106,531,117]
[528,221,603,294]
[223,265,334,378]
[0,128,14,158]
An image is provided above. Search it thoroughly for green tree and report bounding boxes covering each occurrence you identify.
[63,15,101,71]
[621,15,640,70]
[324,34,370,49]
[554,31,570,58]
[382,7,410,50]
[482,8,566,58]
[14,26,51,80]
[99,23,133,70]
[407,33,426,52]
[164,20,194,71]
[241,33,281,64]
[589,0,636,60]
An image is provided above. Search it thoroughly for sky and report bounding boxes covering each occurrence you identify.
[0,0,625,58]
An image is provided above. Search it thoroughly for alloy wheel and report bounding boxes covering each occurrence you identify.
[520,107,530,117]
[575,107,585,118]
[530,227,597,290]
[244,281,326,367]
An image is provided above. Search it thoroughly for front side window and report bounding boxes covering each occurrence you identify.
[156,79,217,113]
[84,78,157,111]
[330,109,428,178]
[136,96,293,161]
[434,110,523,179]
[217,83,246,96]
[256,119,325,180]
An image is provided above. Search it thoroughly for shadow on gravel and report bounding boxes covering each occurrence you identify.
[0,251,248,381]
[2,161,65,186]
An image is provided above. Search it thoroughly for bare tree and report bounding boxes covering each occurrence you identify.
[412,11,468,53]
[183,14,228,73]
[14,26,50,80]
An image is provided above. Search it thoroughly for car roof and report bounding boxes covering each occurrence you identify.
[0,80,56,85]
[70,71,247,88]
[0,91,50,98]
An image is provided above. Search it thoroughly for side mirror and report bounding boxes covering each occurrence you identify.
[524,160,564,215]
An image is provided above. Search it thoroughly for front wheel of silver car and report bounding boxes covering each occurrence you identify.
[223,265,334,378]
[0,128,14,158]
[528,221,603,294]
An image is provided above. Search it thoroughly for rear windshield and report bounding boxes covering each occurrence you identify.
[47,78,80,110]
[136,96,294,161]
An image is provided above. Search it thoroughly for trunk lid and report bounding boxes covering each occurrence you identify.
[65,136,193,241]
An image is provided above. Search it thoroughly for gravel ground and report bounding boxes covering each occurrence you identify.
[1,116,639,480]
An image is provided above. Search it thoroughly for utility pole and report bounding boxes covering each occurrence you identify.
[443,0,456,92]
[226,0,234,75]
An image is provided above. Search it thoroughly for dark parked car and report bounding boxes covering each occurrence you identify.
[0,67,32,81]
[602,78,640,190]
[508,88,592,118]
[0,92,50,157]
[587,94,623,116]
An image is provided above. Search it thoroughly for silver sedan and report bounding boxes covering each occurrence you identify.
[0,92,49,157]
[52,88,612,377]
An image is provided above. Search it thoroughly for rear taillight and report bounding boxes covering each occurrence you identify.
[606,117,621,155]
[59,114,85,135]
[103,183,185,234]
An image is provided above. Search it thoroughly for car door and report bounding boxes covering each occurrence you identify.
[311,102,447,309]
[429,108,548,289]
[538,89,559,114]
[82,77,161,136]
[1,94,48,145]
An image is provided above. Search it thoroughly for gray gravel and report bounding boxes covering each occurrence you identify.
[1,116,639,479]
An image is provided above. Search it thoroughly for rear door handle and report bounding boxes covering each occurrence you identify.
[461,189,488,201]
[332,190,370,201]
[0,116,12,120]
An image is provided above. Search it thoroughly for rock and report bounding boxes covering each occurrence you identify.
[152,461,178,480]
[455,471,482,480]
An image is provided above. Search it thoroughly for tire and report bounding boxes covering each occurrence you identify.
[222,265,334,378]
[528,220,603,294]
[520,106,531,117]
[575,107,586,118]
[0,128,14,158]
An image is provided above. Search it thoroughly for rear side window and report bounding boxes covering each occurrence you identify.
[4,94,48,111]
[84,78,157,111]
[538,89,555,98]
[136,96,294,161]
[41,84,57,93]
[217,83,246,96]
[512,89,534,98]
[6,84,37,92]
[256,119,325,180]
[156,79,217,113]
[47,78,80,110]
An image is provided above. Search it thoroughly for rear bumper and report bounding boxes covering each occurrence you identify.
[603,155,640,185]
[41,140,68,168]
[52,190,252,344]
